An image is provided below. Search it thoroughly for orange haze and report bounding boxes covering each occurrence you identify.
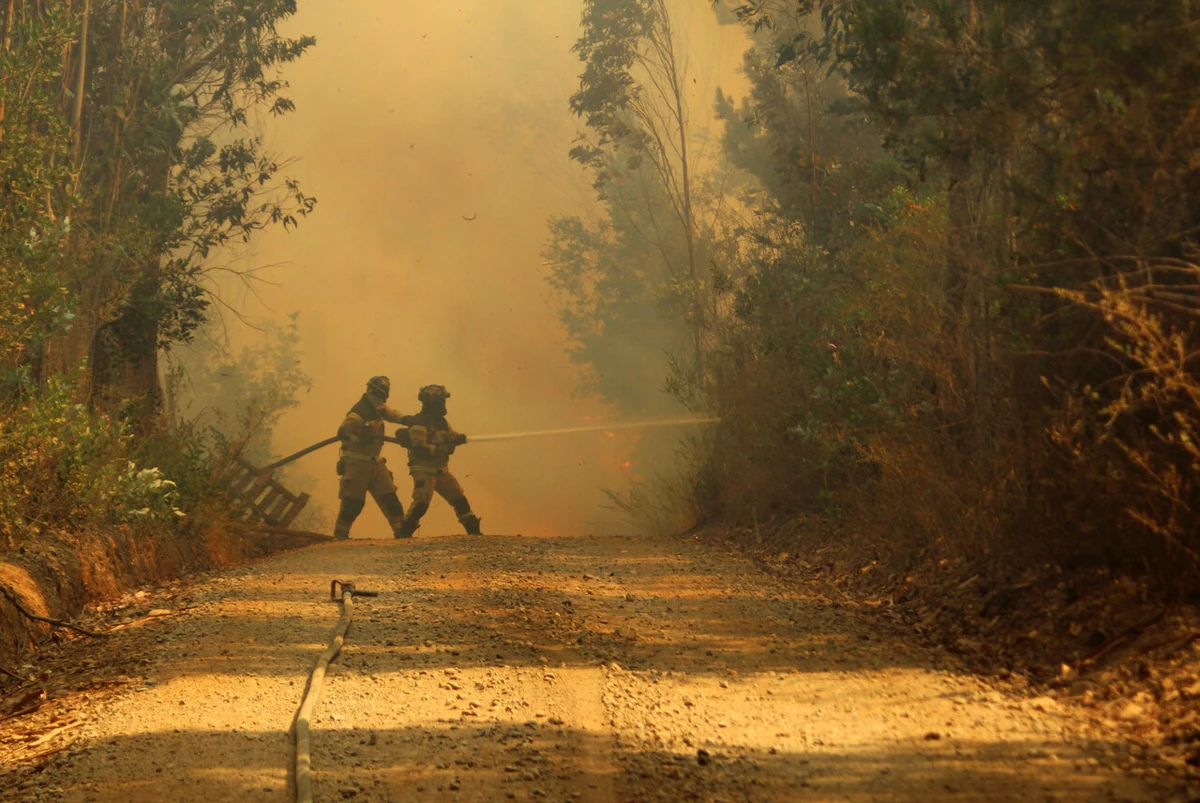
[212,1,747,537]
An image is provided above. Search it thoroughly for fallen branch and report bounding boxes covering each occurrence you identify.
[0,688,47,722]
[0,585,105,638]
[1079,608,1166,669]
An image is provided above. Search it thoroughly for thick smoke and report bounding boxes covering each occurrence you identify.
[217,1,746,537]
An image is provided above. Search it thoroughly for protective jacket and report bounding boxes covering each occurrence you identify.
[401,411,465,474]
[339,394,406,463]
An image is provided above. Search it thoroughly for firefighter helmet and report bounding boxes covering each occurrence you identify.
[366,375,391,401]
[417,384,450,404]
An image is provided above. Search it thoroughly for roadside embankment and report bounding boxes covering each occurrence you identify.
[0,520,327,669]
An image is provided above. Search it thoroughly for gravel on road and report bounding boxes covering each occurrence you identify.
[0,532,1179,802]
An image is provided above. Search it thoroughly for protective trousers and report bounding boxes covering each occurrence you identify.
[334,459,406,539]
[398,470,481,537]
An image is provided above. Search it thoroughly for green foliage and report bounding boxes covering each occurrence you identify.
[0,10,78,385]
[0,1,317,553]
[708,187,953,520]
[0,0,316,409]
[0,374,207,547]
[570,0,654,158]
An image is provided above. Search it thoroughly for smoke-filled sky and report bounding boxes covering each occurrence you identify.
[215,1,747,538]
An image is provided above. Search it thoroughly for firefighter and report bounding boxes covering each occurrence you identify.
[395,384,482,537]
[333,375,408,539]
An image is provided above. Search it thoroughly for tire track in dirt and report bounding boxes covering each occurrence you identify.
[0,532,1185,802]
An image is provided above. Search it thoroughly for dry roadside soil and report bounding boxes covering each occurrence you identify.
[0,532,1190,802]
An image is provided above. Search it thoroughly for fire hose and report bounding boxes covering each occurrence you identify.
[259,417,719,476]
[292,580,378,803]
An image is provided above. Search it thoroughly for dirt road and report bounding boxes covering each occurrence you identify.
[0,533,1180,802]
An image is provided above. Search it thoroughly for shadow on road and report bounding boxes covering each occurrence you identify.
[46,724,1130,803]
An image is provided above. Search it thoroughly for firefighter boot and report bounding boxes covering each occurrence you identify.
[334,498,364,540]
[396,518,419,539]
[451,497,482,535]
[379,492,408,539]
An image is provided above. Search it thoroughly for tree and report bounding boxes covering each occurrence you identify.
[83,0,314,418]
[565,0,709,390]
[711,0,1200,584]
[0,1,316,424]
[167,312,312,464]
[714,9,892,254]
[0,7,78,391]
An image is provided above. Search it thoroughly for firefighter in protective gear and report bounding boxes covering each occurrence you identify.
[333,376,409,539]
[395,384,482,537]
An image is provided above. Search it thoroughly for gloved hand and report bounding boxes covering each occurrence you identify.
[339,421,369,444]
[394,426,412,448]
[348,423,372,444]
[451,432,468,446]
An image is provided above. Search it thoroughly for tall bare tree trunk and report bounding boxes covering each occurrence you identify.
[0,0,15,141]
[946,146,972,324]
[71,0,89,166]
[91,156,169,428]
[804,67,817,212]
[655,0,704,385]
[675,84,703,384]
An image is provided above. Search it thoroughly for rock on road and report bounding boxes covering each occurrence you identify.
[0,533,1173,802]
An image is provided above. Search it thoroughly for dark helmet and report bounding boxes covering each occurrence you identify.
[366,375,391,401]
[417,384,450,404]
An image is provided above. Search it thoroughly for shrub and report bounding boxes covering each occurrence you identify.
[1040,263,1200,590]
[0,372,225,548]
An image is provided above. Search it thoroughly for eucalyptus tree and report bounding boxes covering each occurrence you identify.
[79,0,315,418]
[0,0,315,421]
[556,0,712,403]
[0,7,79,392]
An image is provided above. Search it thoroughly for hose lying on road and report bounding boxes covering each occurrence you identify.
[293,579,377,803]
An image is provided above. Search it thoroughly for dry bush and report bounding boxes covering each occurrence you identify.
[830,193,1028,568]
[601,429,714,535]
[704,190,1200,597]
[1039,262,1200,591]
[708,336,843,521]
[850,429,1024,569]
[705,190,1034,570]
